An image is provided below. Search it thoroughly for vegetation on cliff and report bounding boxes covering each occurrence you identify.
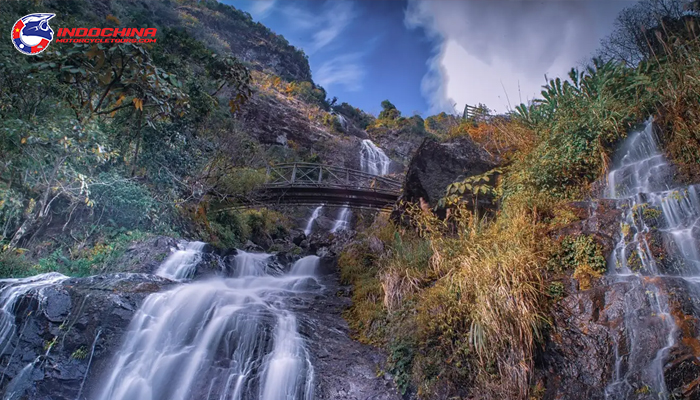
[339,1,700,398]
[0,0,326,275]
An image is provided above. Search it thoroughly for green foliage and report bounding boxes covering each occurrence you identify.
[71,347,88,360]
[379,100,401,120]
[218,168,267,199]
[511,59,650,196]
[547,281,565,299]
[91,173,157,229]
[550,235,607,274]
[388,338,416,395]
[439,168,503,209]
[0,0,259,257]
[332,102,374,129]
[0,250,35,278]
[424,112,460,137]
[287,81,329,109]
[322,114,343,132]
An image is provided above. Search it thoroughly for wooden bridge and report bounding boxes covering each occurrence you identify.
[248,163,402,209]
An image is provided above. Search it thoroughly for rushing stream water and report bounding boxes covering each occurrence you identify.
[604,120,700,399]
[360,139,391,176]
[96,249,320,400]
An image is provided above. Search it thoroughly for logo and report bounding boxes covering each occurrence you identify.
[11,13,55,55]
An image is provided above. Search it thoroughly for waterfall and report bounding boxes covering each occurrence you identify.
[155,241,206,280]
[360,139,391,176]
[0,273,68,355]
[604,119,700,399]
[290,255,319,276]
[330,206,351,233]
[335,113,348,130]
[96,251,318,400]
[304,205,323,236]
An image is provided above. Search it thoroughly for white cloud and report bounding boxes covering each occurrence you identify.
[248,0,276,19]
[315,54,365,92]
[281,4,318,31]
[310,1,356,52]
[405,0,631,114]
[279,0,357,52]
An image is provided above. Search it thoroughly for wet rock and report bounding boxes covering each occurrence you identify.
[292,231,306,246]
[108,235,178,274]
[539,275,700,400]
[551,200,622,255]
[294,274,401,400]
[40,286,71,322]
[0,274,174,400]
[243,240,265,253]
[402,136,498,206]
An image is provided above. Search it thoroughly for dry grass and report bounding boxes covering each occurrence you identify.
[448,119,539,161]
[413,197,549,399]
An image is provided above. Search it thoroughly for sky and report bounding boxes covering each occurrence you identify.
[226,0,637,116]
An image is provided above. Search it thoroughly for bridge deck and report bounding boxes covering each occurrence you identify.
[235,163,403,209]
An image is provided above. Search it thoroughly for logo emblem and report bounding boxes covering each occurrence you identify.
[11,13,56,55]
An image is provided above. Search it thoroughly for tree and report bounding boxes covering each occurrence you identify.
[379,100,401,120]
[598,0,697,65]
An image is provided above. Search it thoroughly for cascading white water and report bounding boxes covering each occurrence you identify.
[96,252,320,400]
[604,119,700,399]
[360,139,391,176]
[155,241,206,280]
[304,205,323,236]
[0,273,68,355]
[0,273,68,400]
[335,113,348,130]
[330,206,351,233]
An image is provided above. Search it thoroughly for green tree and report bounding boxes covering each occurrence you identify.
[379,100,401,120]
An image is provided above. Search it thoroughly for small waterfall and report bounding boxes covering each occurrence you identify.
[0,273,68,355]
[290,255,319,276]
[0,273,68,399]
[604,119,700,399]
[335,113,348,130]
[331,206,351,233]
[360,139,391,176]
[155,241,206,280]
[231,250,272,277]
[304,205,323,236]
[96,250,316,400]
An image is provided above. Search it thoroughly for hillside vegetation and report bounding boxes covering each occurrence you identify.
[339,1,700,398]
[0,0,342,274]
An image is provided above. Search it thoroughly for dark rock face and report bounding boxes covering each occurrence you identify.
[0,234,399,400]
[551,200,623,255]
[403,137,498,206]
[293,274,400,400]
[107,236,178,274]
[0,274,173,400]
[539,276,700,400]
[237,92,357,168]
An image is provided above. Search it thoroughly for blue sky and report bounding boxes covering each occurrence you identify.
[226,0,635,116]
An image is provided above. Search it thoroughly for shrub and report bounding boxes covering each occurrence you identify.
[91,173,157,229]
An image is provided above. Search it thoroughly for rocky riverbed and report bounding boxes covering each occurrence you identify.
[0,237,400,400]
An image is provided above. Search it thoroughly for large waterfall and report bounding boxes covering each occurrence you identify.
[96,253,320,400]
[604,120,700,399]
[360,139,391,176]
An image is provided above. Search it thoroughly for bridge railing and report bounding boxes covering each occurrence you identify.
[264,163,402,194]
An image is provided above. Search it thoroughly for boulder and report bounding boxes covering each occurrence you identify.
[403,137,498,206]
[107,235,178,274]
